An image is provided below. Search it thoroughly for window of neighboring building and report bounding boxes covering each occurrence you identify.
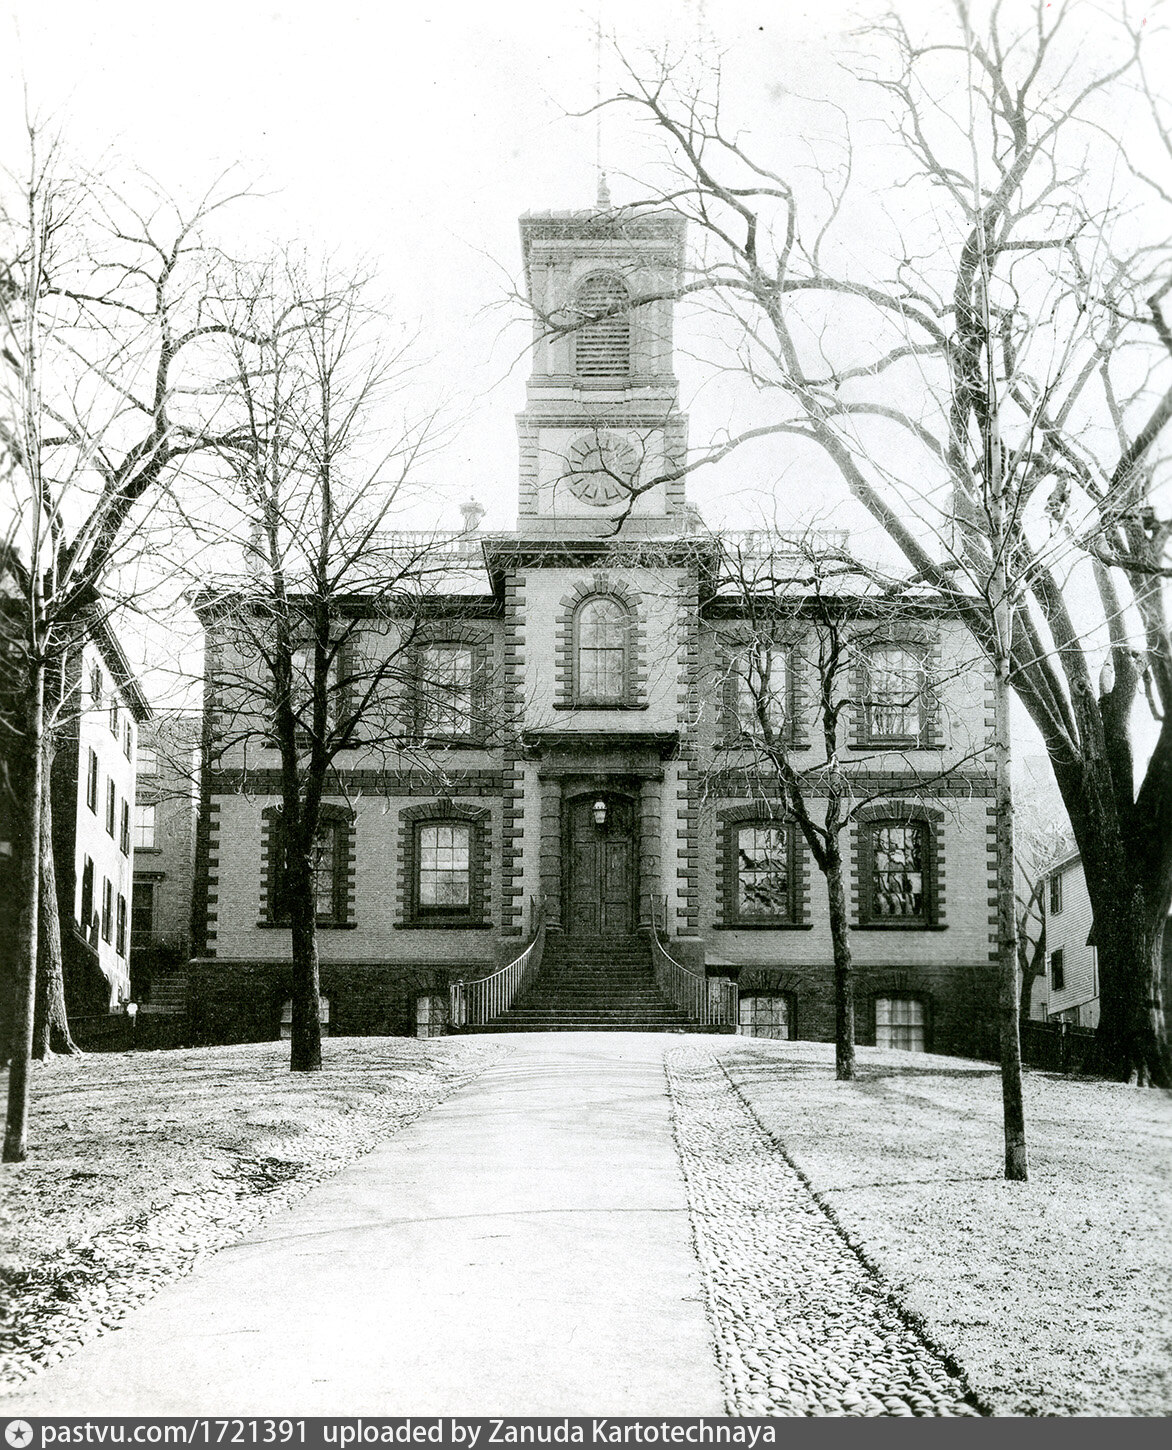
[134,804,156,850]
[733,823,793,923]
[279,997,330,1040]
[574,273,630,377]
[875,995,927,1051]
[1049,872,1063,915]
[106,780,117,837]
[416,642,476,738]
[738,992,793,1039]
[416,821,472,913]
[123,719,133,759]
[101,878,113,944]
[861,819,931,923]
[80,857,95,936]
[109,699,120,737]
[732,643,788,740]
[120,801,131,856]
[863,645,928,743]
[86,749,99,812]
[574,596,629,705]
[131,881,154,944]
[90,666,103,708]
[116,895,127,957]
[137,747,157,776]
[1050,948,1065,992]
[266,808,352,927]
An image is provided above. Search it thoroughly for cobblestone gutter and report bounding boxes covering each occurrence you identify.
[665,1046,985,1417]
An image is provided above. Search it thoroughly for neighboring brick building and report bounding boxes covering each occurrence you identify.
[0,611,152,1049]
[189,201,1000,1055]
[130,713,200,1014]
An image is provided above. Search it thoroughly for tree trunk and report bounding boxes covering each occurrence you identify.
[4,658,44,1163]
[825,850,855,1082]
[1063,782,1171,1087]
[287,863,323,1073]
[33,764,80,1059]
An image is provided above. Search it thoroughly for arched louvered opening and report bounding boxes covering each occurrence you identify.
[574,273,630,377]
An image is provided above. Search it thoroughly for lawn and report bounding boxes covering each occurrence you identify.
[718,1038,1172,1417]
[0,1037,502,1391]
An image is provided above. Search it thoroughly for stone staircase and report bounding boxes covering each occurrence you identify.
[141,970,188,1015]
[468,934,694,1033]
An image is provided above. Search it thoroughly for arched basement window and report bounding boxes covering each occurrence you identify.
[574,274,630,377]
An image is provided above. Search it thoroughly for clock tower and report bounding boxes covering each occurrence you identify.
[516,202,689,536]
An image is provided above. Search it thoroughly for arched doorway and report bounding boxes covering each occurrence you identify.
[565,790,637,935]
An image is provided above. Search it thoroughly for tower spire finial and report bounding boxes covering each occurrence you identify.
[593,11,609,210]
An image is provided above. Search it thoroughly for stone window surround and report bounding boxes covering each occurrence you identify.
[259,802,357,930]
[554,574,648,712]
[408,626,493,746]
[851,800,946,931]
[395,799,493,930]
[848,626,942,751]
[713,801,811,931]
[715,631,808,750]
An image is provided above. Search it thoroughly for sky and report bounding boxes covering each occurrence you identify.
[0,0,876,534]
[2,0,1167,775]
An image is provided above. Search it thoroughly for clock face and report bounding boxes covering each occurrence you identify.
[565,432,638,506]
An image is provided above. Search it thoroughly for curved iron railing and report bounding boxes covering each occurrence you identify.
[650,897,738,1028]
[450,896,545,1030]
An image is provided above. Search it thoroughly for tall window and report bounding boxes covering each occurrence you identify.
[575,596,628,705]
[864,646,927,742]
[90,666,103,708]
[734,824,791,922]
[80,857,95,936]
[1049,872,1063,915]
[267,810,350,927]
[865,820,929,922]
[417,643,475,737]
[416,822,472,913]
[134,804,156,850]
[131,881,154,944]
[120,801,131,856]
[1050,949,1065,992]
[106,780,117,837]
[86,749,99,812]
[116,895,127,957]
[875,996,926,1052]
[101,878,113,943]
[574,273,630,377]
[734,643,788,739]
[123,719,133,758]
[109,699,120,737]
[137,748,158,776]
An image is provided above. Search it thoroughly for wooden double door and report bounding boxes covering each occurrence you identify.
[566,792,637,936]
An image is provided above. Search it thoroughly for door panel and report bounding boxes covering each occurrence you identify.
[566,794,636,935]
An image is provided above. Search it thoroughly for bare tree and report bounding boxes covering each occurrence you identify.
[0,122,250,1159]
[546,1,1172,1083]
[707,534,1000,1094]
[195,257,478,1072]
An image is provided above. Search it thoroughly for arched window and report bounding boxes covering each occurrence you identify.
[574,274,630,377]
[575,596,629,705]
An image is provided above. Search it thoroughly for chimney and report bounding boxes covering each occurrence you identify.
[460,498,486,533]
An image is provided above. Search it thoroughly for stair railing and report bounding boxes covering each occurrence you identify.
[450,896,546,1030]
[650,896,738,1028]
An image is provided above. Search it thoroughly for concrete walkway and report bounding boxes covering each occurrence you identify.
[8,1035,726,1417]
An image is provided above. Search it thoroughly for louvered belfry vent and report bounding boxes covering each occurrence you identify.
[575,274,630,377]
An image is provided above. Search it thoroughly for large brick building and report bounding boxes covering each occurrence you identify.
[189,203,1000,1055]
